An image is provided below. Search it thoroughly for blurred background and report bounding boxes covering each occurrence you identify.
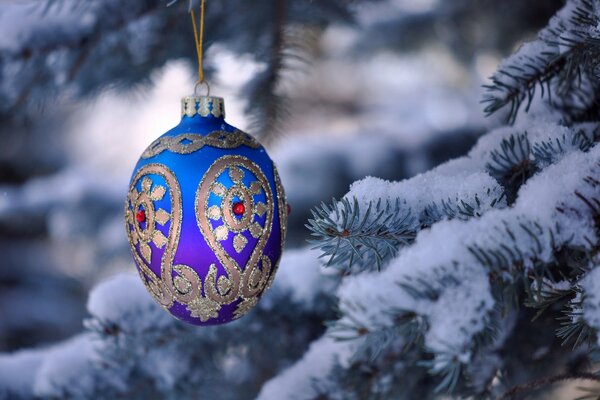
[0,0,562,356]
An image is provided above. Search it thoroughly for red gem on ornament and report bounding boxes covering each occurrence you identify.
[136,210,146,223]
[287,204,292,215]
[233,202,245,216]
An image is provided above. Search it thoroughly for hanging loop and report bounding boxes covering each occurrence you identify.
[194,80,210,97]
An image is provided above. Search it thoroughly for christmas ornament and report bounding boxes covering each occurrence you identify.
[124,1,287,325]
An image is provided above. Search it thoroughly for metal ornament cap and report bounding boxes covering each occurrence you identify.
[125,95,287,326]
[181,95,225,119]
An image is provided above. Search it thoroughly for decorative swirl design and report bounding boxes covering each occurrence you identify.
[125,164,201,311]
[265,164,288,291]
[195,155,275,313]
[125,155,284,323]
[141,130,260,159]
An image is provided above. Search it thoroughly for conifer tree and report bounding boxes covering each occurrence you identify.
[263,1,600,398]
[1,1,600,399]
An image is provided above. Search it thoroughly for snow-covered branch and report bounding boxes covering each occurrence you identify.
[268,119,600,397]
[0,248,337,399]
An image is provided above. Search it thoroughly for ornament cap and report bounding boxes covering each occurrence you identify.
[181,95,225,119]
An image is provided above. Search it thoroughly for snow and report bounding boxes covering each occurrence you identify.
[0,167,123,220]
[5,276,159,396]
[516,147,600,249]
[357,0,440,25]
[543,0,600,54]
[87,273,172,332]
[424,270,492,358]
[337,216,495,355]
[491,40,554,88]
[342,119,590,227]
[33,334,96,398]
[256,125,600,397]
[336,142,600,359]
[256,335,359,400]
[0,246,339,397]
[269,248,335,306]
[468,120,574,164]
[484,0,600,124]
[141,343,191,392]
[345,169,503,221]
[0,333,97,398]
[0,348,45,398]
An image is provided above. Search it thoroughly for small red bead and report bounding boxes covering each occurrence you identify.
[232,202,245,216]
[287,204,292,215]
[136,210,146,223]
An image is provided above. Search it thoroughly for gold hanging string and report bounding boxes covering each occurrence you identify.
[190,0,209,95]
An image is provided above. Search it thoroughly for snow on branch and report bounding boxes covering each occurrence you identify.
[306,166,505,271]
[0,247,337,399]
[257,335,358,400]
[265,119,600,397]
[308,119,597,273]
[340,142,598,350]
[483,0,600,123]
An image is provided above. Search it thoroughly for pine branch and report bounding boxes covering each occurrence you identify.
[307,197,416,271]
[420,192,499,227]
[317,144,600,397]
[532,127,599,166]
[0,0,190,116]
[293,122,599,399]
[486,132,536,203]
[418,348,464,394]
[483,49,561,124]
[557,307,597,349]
[523,278,573,321]
[308,169,506,273]
[486,125,599,204]
[483,0,600,123]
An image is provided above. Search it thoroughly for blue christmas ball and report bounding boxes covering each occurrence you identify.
[125,95,287,325]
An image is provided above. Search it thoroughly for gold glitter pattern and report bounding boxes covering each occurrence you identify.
[126,178,171,263]
[187,295,221,322]
[196,155,275,314]
[125,155,286,322]
[233,297,258,320]
[264,164,288,291]
[125,164,197,310]
[249,222,263,238]
[141,130,259,159]
[233,233,248,253]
